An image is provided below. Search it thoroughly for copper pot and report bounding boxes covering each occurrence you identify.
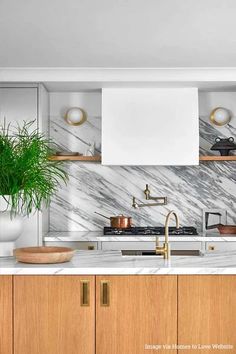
[95,212,132,228]
[217,224,236,234]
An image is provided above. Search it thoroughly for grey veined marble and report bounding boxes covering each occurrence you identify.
[49,110,236,232]
[2,250,236,275]
[49,161,236,231]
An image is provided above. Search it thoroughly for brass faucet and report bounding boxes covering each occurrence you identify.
[156,211,180,259]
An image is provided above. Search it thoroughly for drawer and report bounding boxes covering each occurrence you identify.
[170,242,202,250]
[101,241,156,251]
[205,242,236,252]
[44,241,98,250]
[101,241,202,251]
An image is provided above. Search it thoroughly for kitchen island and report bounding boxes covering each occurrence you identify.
[1,251,236,354]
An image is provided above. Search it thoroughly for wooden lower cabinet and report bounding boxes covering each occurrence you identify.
[3,274,236,354]
[178,275,236,353]
[13,275,177,354]
[14,276,95,354]
[0,276,12,354]
[96,275,177,354]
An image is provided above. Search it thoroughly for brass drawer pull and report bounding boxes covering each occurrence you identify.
[101,281,110,306]
[208,245,215,251]
[80,280,90,306]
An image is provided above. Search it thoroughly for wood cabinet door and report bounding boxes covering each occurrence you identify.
[0,276,12,354]
[14,275,95,354]
[178,275,236,353]
[96,275,177,354]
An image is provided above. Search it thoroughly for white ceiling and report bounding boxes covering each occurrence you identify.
[1,0,236,67]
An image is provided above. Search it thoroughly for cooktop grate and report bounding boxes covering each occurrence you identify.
[103,226,198,236]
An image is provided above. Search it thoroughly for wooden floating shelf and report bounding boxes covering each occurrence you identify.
[50,155,236,163]
[199,156,236,161]
[49,155,102,162]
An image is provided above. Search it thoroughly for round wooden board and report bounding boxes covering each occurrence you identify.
[14,246,75,264]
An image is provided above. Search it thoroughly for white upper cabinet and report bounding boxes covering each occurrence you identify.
[0,87,38,128]
[102,88,199,165]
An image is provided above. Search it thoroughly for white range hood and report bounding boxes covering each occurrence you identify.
[102,88,199,165]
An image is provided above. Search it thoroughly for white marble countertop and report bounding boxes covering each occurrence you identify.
[44,231,236,242]
[1,250,236,275]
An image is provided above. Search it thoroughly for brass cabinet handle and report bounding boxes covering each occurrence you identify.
[208,245,215,251]
[88,246,95,250]
[101,281,110,306]
[80,280,90,306]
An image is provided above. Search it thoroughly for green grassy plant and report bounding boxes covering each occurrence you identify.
[0,121,68,215]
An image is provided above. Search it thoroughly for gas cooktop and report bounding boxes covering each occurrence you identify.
[103,226,198,236]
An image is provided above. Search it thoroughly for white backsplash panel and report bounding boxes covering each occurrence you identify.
[49,91,236,232]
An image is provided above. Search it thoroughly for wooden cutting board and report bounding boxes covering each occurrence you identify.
[14,247,75,264]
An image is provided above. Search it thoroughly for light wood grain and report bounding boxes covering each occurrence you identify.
[49,155,101,162]
[96,275,177,354]
[0,276,12,354]
[14,275,95,354]
[50,155,236,162]
[199,155,236,161]
[14,247,75,264]
[51,155,236,162]
[178,275,236,353]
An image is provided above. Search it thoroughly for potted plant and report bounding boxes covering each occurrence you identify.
[0,121,68,256]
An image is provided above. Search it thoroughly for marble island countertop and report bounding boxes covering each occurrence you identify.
[44,231,236,242]
[1,250,236,275]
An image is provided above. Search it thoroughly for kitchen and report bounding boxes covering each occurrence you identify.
[1,1,236,354]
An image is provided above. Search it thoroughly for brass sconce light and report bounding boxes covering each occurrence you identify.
[65,107,87,126]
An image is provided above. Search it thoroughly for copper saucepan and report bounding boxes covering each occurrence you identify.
[217,224,236,234]
[95,212,132,228]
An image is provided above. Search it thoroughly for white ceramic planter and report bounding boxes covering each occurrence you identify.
[0,196,23,257]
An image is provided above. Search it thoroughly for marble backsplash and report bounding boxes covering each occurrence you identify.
[49,92,236,232]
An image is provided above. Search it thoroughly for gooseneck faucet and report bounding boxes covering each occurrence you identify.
[156,211,180,259]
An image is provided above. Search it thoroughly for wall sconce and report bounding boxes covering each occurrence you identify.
[65,107,87,126]
[210,107,231,126]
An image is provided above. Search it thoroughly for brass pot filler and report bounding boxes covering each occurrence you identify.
[132,185,179,259]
